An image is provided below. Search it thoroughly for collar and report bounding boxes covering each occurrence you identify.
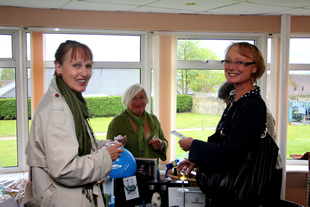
[229,86,260,102]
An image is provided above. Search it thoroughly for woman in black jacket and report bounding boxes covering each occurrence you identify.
[178,42,282,207]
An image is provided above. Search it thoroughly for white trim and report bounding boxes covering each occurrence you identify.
[155,31,266,37]
[256,36,268,101]
[0,29,28,173]
[45,61,143,69]
[152,35,160,118]
[141,34,152,112]
[25,27,148,35]
[278,14,291,199]
[0,26,20,30]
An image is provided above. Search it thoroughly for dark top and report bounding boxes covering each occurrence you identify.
[189,87,266,169]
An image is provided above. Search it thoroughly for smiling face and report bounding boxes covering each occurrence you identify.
[224,46,257,88]
[55,49,93,93]
[128,89,147,117]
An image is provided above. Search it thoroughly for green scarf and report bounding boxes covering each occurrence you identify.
[126,108,149,157]
[56,75,97,204]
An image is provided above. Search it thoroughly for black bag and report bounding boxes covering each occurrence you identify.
[196,97,279,205]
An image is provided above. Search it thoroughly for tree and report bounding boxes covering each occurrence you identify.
[191,70,226,93]
[177,40,223,94]
[0,68,15,81]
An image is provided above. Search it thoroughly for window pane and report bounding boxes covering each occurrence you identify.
[267,38,271,64]
[177,39,255,61]
[0,67,17,167]
[176,69,226,160]
[267,70,310,159]
[27,68,31,134]
[290,38,310,64]
[0,35,13,58]
[44,68,140,96]
[44,34,141,62]
[27,33,31,61]
[287,70,310,159]
[267,38,310,64]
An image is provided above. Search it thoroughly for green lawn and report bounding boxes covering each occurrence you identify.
[1,113,309,167]
[176,113,221,129]
[0,139,17,167]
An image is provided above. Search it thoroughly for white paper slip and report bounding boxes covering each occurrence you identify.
[169,130,188,139]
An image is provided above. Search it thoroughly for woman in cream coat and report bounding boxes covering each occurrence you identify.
[24,40,123,207]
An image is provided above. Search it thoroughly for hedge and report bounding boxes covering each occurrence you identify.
[0,98,31,120]
[85,96,125,117]
[0,95,192,120]
[177,95,193,112]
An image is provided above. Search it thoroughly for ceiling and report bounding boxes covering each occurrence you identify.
[1,0,310,16]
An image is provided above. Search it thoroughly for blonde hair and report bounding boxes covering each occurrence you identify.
[225,42,265,83]
[122,83,150,108]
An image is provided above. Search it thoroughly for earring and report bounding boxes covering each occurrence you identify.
[58,73,62,77]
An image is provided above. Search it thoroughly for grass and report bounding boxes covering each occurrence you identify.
[176,113,221,129]
[88,117,114,133]
[0,113,309,167]
[286,124,310,158]
[0,139,17,167]
[175,129,215,160]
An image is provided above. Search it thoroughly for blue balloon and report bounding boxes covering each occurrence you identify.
[109,146,137,179]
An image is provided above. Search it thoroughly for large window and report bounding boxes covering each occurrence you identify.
[0,30,27,172]
[175,36,310,163]
[43,34,141,62]
[1,30,148,173]
[0,68,17,168]
[287,38,310,159]
[267,37,310,160]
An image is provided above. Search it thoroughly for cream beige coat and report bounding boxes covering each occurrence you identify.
[24,77,112,207]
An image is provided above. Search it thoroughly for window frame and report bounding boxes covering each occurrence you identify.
[0,28,28,173]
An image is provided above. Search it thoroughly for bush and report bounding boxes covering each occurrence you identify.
[0,98,17,120]
[0,95,192,119]
[85,96,125,117]
[0,98,31,120]
[177,95,192,112]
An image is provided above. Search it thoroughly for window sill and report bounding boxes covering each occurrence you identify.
[0,172,28,182]
[286,163,309,173]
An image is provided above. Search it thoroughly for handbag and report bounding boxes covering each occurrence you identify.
[196,96,279,205]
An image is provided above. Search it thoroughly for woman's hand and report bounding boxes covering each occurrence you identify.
[115,135,127,146]
[149,137,163,151]
[107,143,124,161]
[178,137,194,151]
[177,159,197,176]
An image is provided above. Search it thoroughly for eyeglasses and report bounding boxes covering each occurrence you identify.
[221,60,256,67]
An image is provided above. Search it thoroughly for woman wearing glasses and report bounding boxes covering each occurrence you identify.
[177,42,282,206]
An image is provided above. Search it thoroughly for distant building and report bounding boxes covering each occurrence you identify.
[266,74,310,101]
